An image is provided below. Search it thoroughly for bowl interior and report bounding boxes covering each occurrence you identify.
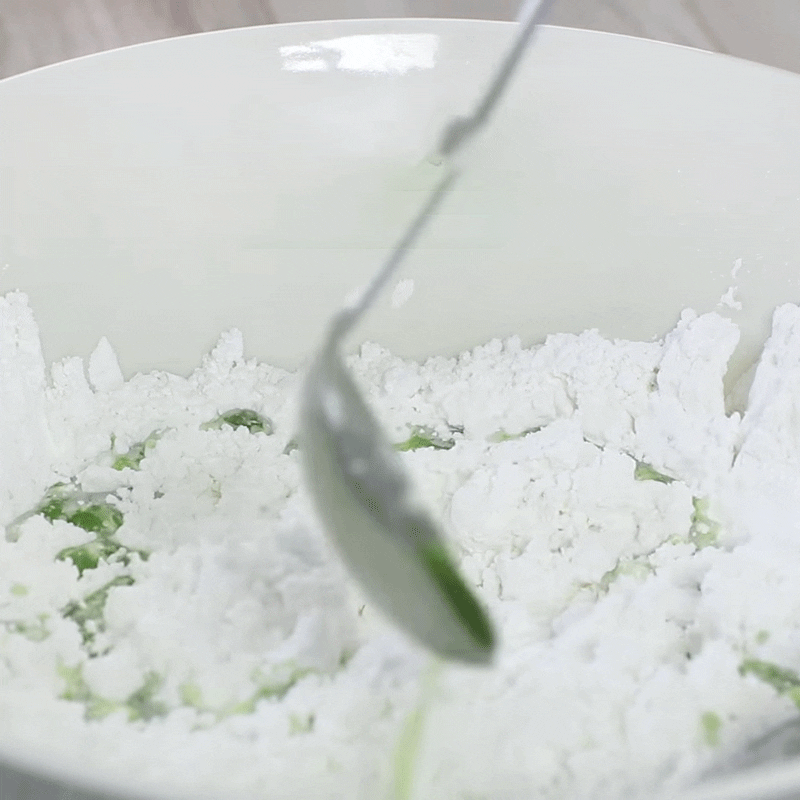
[2,18,800,800]
[1,21,799,392]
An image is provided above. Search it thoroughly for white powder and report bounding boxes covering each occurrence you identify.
[2,290,800,799]
[391,278,415,309]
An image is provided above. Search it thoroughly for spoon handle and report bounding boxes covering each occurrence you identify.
[328,168,458,345]
[437,0,557,160]
[327,0,554,346]
[677,759,800,800]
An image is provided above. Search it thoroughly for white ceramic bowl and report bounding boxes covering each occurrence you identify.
[1,19,800,800]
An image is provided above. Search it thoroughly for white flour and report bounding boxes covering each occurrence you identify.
[2,290,800,800]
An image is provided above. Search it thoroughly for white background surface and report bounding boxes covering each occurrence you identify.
[1,0,799,79]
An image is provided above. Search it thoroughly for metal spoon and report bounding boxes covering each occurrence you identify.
[677,718,800,800]
[299,0,554,664]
